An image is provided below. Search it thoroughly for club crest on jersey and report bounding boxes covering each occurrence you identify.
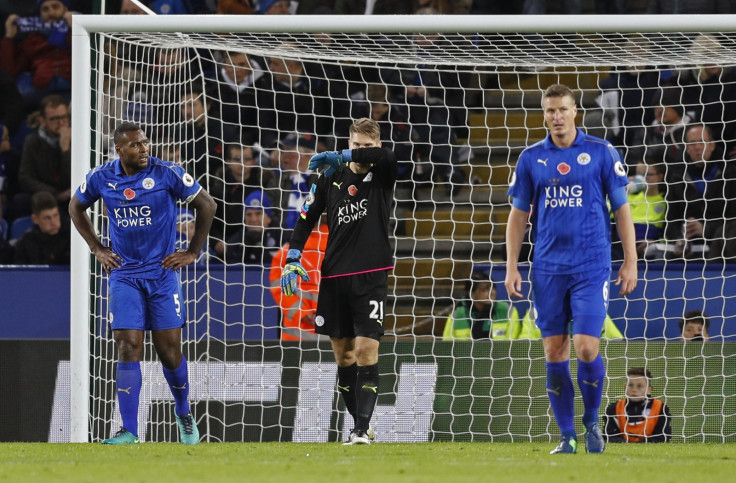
[577,153,591,165]
[315,315,325,327]
[348,185,358,196]
[363,172,373,182]
[182,173,195,187]
[614,161,627,177]
[124,188,136,200]
[142,178,155,189]
[557,162,571,175]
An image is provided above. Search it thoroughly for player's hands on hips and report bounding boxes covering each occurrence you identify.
[308,151,343,177]
[504,267,523,299]
[281,249,310,297]
[161,250,197,271]
[93,245,122,274]
[615,260,638,296]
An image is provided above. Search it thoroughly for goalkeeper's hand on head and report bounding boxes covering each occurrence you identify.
[308,150,351,177]
[281,249,310,297]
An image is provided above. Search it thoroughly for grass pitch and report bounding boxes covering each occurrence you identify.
[1,442,734,482]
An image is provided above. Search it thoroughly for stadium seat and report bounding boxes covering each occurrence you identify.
[9,216,33,241]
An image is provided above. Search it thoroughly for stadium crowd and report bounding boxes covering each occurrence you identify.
[1,3,735,348]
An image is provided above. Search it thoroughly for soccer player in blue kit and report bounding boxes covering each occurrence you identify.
[69,122,216,444]
[505,85,638,454]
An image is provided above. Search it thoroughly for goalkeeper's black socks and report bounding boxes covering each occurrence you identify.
[337,363,358,422]
[355,363,379,432]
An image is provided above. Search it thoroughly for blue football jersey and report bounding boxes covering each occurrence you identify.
[75,157,202,279]
[508,128,629,274]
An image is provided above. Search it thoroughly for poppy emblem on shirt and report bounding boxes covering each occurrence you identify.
[557,162,571,175]
[348,185,358,196]
[124,188,136,200]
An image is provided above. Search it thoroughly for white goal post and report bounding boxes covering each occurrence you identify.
[70,14,736,444]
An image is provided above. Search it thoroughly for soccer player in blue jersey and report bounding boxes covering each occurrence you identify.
[505,84,638,455]
[69,122,216,445]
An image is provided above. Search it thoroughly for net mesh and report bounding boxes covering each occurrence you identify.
[75,25,736,443]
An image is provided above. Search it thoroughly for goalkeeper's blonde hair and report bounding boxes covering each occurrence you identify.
[349,117,380,143]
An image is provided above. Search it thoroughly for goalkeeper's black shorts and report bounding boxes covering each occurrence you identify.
[315,270,388,340]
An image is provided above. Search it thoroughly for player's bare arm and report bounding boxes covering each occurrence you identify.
[68,194,122,273]
[505,206,528,298]
[161,189,216,270]
[613,203,638,296]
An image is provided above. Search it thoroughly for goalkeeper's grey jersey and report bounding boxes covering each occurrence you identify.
[290,147,397,278]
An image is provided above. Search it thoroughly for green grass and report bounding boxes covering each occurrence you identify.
[1,442,735,482]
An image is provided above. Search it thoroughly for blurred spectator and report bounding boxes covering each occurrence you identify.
[206,50,263,146]
[119,0,147,14]
[255,0,291,14]
[442,271,520,340]
[647,0,734,14]
[1,0,73,106]
[217,0,254,14]
[0,123,10,221]
[178,88,237,180]
[268,221,328,340]
[213,189,282,264]
[679,309,710,341]
[174,209,210,264]
[671,34,736,150]
[593,53,661,164]
[12,95,70,218]
[644,87,694,172]
[270,132,317,231]
[390,27,474,196]
[255,45,329,148]
[613,161,668,261]
[665,124,736,260]
[209,143,276,246]
[332,0,413,14]
[0,69,25,134]
[522,0,581,14]
[603,367,672,443]
[14,190,69,264]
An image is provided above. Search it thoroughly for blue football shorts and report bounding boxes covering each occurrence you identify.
[109,270,186,331]
[530,266,611,338]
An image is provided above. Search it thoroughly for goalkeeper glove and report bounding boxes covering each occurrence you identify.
[308,150,352,177]
[281,249,310,297]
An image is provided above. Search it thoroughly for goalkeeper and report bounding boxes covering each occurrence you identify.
[280,118,397,445]
[505,84,638,455]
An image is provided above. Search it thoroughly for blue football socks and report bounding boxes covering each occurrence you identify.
[577,354,605,428]
[116,361,142,436]
[163,355,191,416]
[546,360,576,439]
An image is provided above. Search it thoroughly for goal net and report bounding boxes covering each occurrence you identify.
[69,15,736,443]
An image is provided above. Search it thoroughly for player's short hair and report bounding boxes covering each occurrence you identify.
[543,84,576,104]
[39,94,68,117]
[678,309,711,332]
[349,118,381,142]
[627,367,653,384]
[31,191,58,214]
[113,122,142,145]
